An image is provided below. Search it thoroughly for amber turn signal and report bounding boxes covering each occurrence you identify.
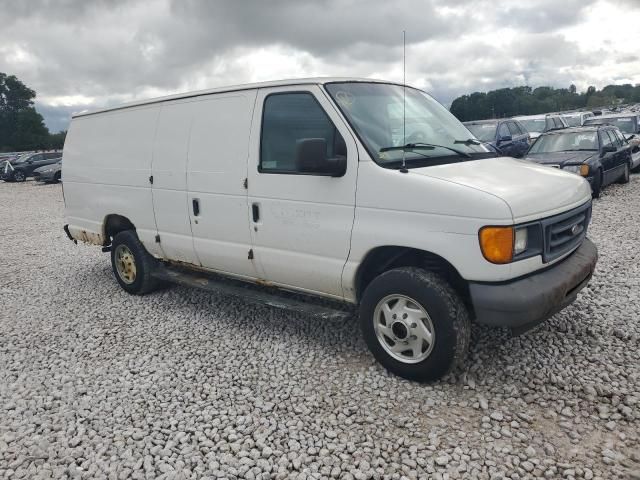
[479,226,514,264]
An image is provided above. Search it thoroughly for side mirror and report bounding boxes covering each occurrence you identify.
[26,159,33,164]
[601,144,616,155]
[296,138,346,177]
[497,134,512,144]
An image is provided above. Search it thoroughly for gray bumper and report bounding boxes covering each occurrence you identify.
[469,238,598,333]
[37,171,56,181]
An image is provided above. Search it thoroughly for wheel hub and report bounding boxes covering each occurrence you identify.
[373,294,436,364]
[391,321,409,340]
[114,245,137,284]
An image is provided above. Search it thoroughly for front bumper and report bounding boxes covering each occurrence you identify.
[35,170,57,181]
[469,238,597,334]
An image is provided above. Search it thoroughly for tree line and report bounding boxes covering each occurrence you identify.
[0,72,66,152]
[450,83,640,122]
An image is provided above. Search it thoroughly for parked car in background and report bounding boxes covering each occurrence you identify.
[463,119,530,157]
[524,126,632,197]
[584,114,640,171]
[0,152,24,171]
[562,111,594,127]
[1,152,62,182]
[33,160,62,183]
[514,114,568,142]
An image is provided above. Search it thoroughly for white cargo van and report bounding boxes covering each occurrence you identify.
[63,78,598,381]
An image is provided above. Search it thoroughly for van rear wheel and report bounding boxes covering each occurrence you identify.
[110,230,161,295]
[359,267,470,382]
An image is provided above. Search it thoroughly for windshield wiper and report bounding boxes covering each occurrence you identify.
[454,138,502,155]
[380,142,471,158]
[558,149,597,152]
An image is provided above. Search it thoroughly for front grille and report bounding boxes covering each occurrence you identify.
[541,202,591,263]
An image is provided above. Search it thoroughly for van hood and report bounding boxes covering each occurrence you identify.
[409,157,591,222]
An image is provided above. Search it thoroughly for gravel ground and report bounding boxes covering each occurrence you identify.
[1,178,639,480]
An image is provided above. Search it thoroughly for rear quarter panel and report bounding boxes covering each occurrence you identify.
[63,105,162,254]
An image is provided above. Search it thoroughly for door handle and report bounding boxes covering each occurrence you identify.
[252,203,260,222]
[192,198,200,216]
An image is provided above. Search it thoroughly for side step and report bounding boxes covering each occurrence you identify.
[151,264,355,321]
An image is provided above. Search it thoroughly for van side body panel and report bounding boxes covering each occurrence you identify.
[151,100,200,264]
[63,105,162,255]
[246,85,359,298]
[187,91,260,279]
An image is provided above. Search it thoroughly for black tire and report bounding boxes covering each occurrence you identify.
[592,169,602,199]
[618,162,630,184]
[53,172,61,183]
[110,230,161,295]
[359,267,471,382]
[13,170,26,182]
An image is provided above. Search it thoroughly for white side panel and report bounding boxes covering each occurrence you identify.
[151,100,199,264]
[247,85,358,298]
[187,91,259,278]
[63,105,162,255]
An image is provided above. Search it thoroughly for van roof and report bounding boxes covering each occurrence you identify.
[72,77,398,118]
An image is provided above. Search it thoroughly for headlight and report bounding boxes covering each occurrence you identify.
[562,164,589,176]
[479,224,542,264]
[514,227,528,255]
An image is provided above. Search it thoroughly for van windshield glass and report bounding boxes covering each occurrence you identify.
[325,82,488,167]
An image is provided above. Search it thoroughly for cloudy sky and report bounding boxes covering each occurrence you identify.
[1,0,639,132]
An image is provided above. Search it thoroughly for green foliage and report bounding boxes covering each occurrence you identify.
[0,72,65,152]
[450,83,640,122]
[49,130,67,150]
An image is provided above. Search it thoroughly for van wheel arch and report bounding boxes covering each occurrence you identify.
[103,214,136,246]
[355,246,471,311]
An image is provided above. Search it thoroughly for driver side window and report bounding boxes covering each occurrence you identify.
[260,92,345,174]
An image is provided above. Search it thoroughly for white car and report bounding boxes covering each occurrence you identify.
[63,78,598,381]
[561,111,595,127]
[514,114,569,142]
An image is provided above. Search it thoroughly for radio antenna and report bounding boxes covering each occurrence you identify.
[401,30,407,173]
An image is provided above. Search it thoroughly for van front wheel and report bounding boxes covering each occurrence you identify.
[110,230,161,295]
[359,267,470,382]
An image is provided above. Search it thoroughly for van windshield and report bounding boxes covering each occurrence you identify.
[325,82,489,167]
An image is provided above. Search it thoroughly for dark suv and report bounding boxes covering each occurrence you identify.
[463,119,531,157]
[524,125,632,197]
[1,152,62,182]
